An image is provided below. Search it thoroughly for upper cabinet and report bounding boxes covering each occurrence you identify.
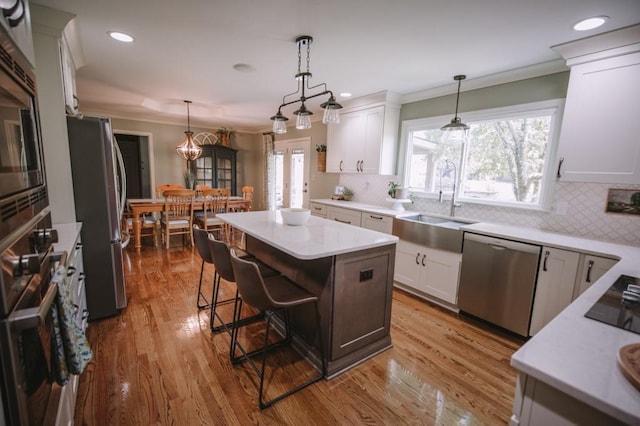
[326,91,400,175]
[60,34,79,115]
[553,25,640,184]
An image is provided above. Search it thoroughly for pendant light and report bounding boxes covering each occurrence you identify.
[441,75,469,142]
[270,35,342,134]
[175,100,203,161]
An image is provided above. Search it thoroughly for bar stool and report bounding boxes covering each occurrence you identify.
[193,225,216,309]
[207,235,278,333]
[229,248,325,409]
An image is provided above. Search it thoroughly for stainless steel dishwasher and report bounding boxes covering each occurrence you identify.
[458,233,541,336]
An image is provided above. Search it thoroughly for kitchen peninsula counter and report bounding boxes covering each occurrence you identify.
[217,210,398,378]
[462,222,640,425]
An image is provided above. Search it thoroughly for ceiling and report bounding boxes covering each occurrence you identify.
[32,0,640,133]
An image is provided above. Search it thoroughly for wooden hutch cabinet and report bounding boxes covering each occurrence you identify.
[191,145,237,195]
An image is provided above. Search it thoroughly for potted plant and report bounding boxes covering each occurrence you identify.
[184,171,196,189]
[216,128,235,147]
[388,181,399,198]
[342,187,354,201]
[316,144,327,172]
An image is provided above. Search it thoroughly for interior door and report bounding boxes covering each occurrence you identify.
[114,133,152,198]
[273,137,310,209]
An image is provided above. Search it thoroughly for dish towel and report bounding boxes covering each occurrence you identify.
[50,265,93,385]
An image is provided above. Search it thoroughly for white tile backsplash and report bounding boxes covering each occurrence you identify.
[339,175,640,247]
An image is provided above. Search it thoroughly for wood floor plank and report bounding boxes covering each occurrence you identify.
[74,245,523,425]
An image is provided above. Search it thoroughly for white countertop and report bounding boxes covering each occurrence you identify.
[217,210,398,260]
[310,198,411,217]
[52,222,82,255]
[463,222,640,424]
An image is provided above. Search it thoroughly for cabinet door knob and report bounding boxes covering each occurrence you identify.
[543,250,550,271]
[586,260,594,283]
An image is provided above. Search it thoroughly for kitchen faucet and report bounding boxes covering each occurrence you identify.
[439,160,460,217]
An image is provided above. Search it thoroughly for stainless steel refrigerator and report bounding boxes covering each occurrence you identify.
[67,115,127,320]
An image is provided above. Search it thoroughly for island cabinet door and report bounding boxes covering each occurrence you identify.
[331,245,395,359]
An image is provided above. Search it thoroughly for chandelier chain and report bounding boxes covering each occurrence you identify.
[306,41,311,73]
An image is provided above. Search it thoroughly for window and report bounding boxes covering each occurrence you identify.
[401,100,562,209]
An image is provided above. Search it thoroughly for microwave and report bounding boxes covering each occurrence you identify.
[0,26,48,241]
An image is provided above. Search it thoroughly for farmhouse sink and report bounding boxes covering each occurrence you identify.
[392,214,474,253]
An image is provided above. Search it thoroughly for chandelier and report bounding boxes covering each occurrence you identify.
[270,35,342,134]
[440,75,469,142]
[176,100,203,161]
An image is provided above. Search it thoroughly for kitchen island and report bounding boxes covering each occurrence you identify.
[217,210,398,378]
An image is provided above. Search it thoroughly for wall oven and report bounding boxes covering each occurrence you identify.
[0,209,64,425]
[0,24,47,242]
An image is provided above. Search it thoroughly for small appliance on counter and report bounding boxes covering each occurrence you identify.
[584,275,640,335]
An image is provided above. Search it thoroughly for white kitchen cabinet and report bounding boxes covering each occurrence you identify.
[360,212,393,234]
[52,222,86,426]
[326,91,400,175]
[326,205,361,226]
[553,26,640,184]
[60,34,79,116]
[309,201,327,218]
[529,247,580,336]
[572,254,618,300]
[394,240,461,305]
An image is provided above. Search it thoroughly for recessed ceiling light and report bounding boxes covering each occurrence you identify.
[108,31,134,42]
[572,16,608,31]
[233,63,255,72]
[339,92,352,98]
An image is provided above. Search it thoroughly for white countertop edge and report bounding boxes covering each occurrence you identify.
[52,222,83,254]
[310,198,412,217]
[218,211,398,260]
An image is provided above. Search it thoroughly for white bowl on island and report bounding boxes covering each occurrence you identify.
[280,208,311,226]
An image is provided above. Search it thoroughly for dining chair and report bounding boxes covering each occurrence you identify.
[229,248,325,409]
[194,188,230,242]
[156,184,185,198]
[161,189,196,248]
[122,210,158,247]
[241,186,254,210]
[195,184,213,198]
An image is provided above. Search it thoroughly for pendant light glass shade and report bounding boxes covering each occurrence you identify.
[270,110,289,134]
[176,100,203,161]
[294,103,312,130]
[320,95,342,124]
[441,75,469,140]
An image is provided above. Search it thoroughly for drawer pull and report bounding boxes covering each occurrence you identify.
[421,254,426,267]
[556,158,564,179]
[415,253,420,265]
[334,218,351,224]
[369,215,383,220]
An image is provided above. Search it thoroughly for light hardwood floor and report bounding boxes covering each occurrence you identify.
[74,244,524,425]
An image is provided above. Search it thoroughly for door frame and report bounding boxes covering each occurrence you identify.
[113,129,155,198]
[273,136,311,208]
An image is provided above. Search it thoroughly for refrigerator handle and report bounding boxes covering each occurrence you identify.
[113,135,127,220]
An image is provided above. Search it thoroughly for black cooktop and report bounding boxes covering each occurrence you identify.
[584,275,640,335]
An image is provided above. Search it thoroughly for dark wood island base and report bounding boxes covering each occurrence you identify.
[246,235,396,378]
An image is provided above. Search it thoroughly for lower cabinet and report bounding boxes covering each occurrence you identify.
[52,223,87,426]
[573,254,618,300]
[394,240,461,305]
[309,202,327,218]
[327,206,361,226]
[529,247,580,336]
[361,212,393,234]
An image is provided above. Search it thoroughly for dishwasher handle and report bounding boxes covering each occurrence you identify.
[464,233,541,254]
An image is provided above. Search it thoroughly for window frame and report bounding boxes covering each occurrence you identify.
[397,99,564,211]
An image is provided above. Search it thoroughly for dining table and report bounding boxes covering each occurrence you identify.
[126,197,251,250]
